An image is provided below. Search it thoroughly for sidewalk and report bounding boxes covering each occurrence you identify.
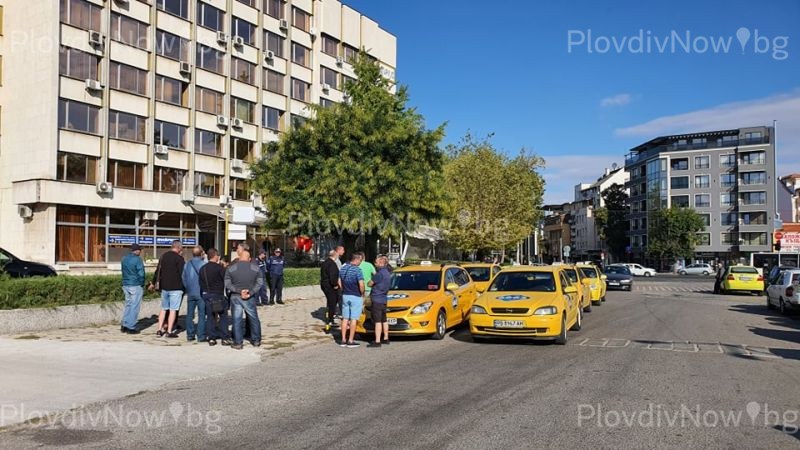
[0,295,332,428]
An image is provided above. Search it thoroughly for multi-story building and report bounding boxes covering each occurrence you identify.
[624,126,790,262]
[569,165,628,260]
[781,173,800,223]
[0,0,396,266]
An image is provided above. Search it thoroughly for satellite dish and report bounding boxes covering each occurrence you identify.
[611,162,618,170]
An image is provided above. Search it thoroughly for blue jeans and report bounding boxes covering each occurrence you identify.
[185,295,206,340]
[203,293,230,340]
[231,295,261,345]
[121,285,143,329]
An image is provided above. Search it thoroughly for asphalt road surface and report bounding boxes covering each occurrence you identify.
[3,278,799,449]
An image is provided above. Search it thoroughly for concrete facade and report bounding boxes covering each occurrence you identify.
[569,166,629,259]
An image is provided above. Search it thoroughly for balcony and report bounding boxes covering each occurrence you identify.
[625,135,771,166]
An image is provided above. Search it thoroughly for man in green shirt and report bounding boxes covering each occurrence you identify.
[358,252,377,297]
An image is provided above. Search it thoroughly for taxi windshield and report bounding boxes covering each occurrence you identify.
[564,269,579,283]
[579,267,598,278]
[465,267,491,282]
[489,272,556,292]
[390,271,440,291]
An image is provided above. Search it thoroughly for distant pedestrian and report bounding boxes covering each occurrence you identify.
[151,240,185,338]
[714,263,726,294]
[268,248,285,305]
[200,248,231,346]
[182,245,207,342]
[256,250,269,306]
[225,249,264,349]
[320,250,341,327]
[338,253,365,348]
[120,243,145,334]
[359,252,376,298]
[368,255,392,348]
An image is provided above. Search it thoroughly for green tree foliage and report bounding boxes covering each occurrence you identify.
[594,183,630,259]
[646,207,706,260]
[443,134,545,253]
[250,52,448,243]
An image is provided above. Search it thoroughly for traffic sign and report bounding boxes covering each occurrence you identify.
[563,245,571,257]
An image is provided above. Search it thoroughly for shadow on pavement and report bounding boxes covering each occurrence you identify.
[774,425,800,441]
[448,324,557,346]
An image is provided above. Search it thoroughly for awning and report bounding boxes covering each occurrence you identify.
[191,204,226,219]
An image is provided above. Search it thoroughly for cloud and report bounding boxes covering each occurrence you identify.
[541,154,623,204]
[600,93,633,107]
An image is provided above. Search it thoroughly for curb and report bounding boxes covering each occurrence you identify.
[0,285,322,335]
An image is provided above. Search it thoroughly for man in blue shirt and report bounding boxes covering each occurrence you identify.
[338,253,364,348]
[120,243,145,334]
[181,245,208,342]
[267,248,285,305]
[368,255,392,348]
[256,251,269,306]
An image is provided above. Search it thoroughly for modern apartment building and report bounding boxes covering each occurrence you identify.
[570,165,629,260]
[781,173,800,223]
[624,126,789,262]
[0,0,396,266]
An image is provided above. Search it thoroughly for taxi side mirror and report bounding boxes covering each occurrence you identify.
[563,286,578,294]
[446,282,459,292]
[601,275,608,280]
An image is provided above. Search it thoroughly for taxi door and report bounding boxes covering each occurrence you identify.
[559,270,579,325]
[444,268,473,326]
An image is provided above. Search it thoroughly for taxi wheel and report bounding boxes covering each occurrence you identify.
[766,296,774,310]
[601,296,606,302]
[584,302,592,313]
[555,314,567,345]
[571,309,583,331]
[432,310,447,340]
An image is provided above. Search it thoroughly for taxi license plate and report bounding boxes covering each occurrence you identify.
[494,320,524,328]
[740,276,752,281]
[387,318,398,325]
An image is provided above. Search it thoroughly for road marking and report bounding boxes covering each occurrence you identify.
[574,338,784,360]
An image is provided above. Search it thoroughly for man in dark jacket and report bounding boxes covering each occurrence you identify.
[200,248,230,346]
[225,249,264,349]
[267,248,285,305]
[120,243,145,334]
[320,250,341,328]
[256,251,269,306]
[181,245,207,342]
[151,240,185,338]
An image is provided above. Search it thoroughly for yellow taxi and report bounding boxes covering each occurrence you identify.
[469,266,582,344]
[720,265,765,295]
[576,263,607,306]
[461,263,502,293]
[357,264,479,340]
[563,265,593,313]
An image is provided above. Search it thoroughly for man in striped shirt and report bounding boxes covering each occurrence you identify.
[338,253,365,348]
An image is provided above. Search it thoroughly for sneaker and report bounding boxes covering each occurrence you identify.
[346,342,360,348]
[221,340,232,346]
[251,341,261,347]
[367,342,382,348]
[231,344,243,350]
[208,340,217,346]
[187,336,196,342]
[338,341,347,347]
[125,328,141,335]
[381,340,390,345]
[166,331,179,338]
[276,300,284,305]
[120,326,126,333]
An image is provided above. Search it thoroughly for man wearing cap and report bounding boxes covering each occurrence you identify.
[120,243,145,334]
[256,250,269,306]
[267,248,286,305]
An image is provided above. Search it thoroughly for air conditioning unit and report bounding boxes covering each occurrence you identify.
[154,144,169,155]
[231,117,243,128]
[231,159,244,171]
[321,83,330,93]
[279,19,288,30]
[252,193,264,210]
[265,50,275,62]
[17,205,33,219]
[216,115,229,127]
[85,79,103,91]
[336,56,344,67]
[143,211,159,221]
[216,32,228,44]
[218,195,230,206]
[181,190,195,203]
[88,31,104,47]
[96,181,113,195]
[179,61,192,75]
[233,36,245,47]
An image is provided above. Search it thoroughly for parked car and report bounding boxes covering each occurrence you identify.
[720,265,764,295]
[765,268,800,314]
[679,263,714,276]
[563,265,593,312]
[0,247,57,278]
[461,263,501,293]
[604,265,634,291]
[621,263,657,277]
[577,263,607,305]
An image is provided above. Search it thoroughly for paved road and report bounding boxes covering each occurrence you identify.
[2,279,799,449]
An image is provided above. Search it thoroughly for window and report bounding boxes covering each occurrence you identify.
[156,31,190,61]
[694,155,709,169]
[720,192,736,207]
[721,135,738,146]
[107,160,144,189]
[743,131,763,145]
[291,114,307,128]
[721,173,736,187]
[235,0,257,7]
[197,2,224,32]
[153,167,185,193]
[720,212,738,226]
[230,137,254,162]
[60,0,101,32]
[195,129,223,157]
[59,46,99,80]
[265,31,285,58]
[740,191,766,206]
[671,195,689,207]
[292,7,311,32]
[58,99,99,134]
[670,158,688,171]
[741,232,767,246]
[196,87,224,115]
[720,154,736,168]
[740,151,766,165]
[291,78,309,102]
[697,233,711,246]
[263,106,283,130]
[741,171,766,185]
[342,74,356,89]
[111,13,148,50]
[694,175,709,188]
[721,232,737,245]
[670,176,689,189]
[231,57,257,85]
[322,34,338,56]
[231,97,255,123]
[319,98,334,108]
[230,177,251,201]
[195,172,222,197]
[264,69,284,94]
[698,214,710,227]
[197,44,225,74]
[109,62,148,96]
[741,212,767,225]
[232,17,257,46]
[343,44,358,63]
[155,75,187,106]
[109,110,147,143]
[694,194,710,208]
[154,120,187,149]
[156,0,189,20]
[320,66,338,89]
[264,0,284,19]
[57,152,97,183]
[292,42,311,67]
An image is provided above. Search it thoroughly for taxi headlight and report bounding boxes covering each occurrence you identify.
[471,305,488,315]
[590,284,597,290]
[411,302,433,315]
[534,306,557,315]
[621,279,632,283]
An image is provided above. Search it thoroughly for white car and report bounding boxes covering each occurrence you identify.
[621,263,656,277]
[766,269,800,314]
[679,263,713,276]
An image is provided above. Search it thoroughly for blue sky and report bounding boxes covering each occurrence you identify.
[344,0,800,204]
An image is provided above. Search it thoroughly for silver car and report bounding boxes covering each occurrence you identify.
[679,263,714,276]
[766,269,800,314]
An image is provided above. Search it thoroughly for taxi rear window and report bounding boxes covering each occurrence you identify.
[730,267,758,274]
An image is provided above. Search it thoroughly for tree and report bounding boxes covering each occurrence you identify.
[646,207,706,260]
[443,134,545,258]
[250,52,448,256]
[594,183,629,260]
